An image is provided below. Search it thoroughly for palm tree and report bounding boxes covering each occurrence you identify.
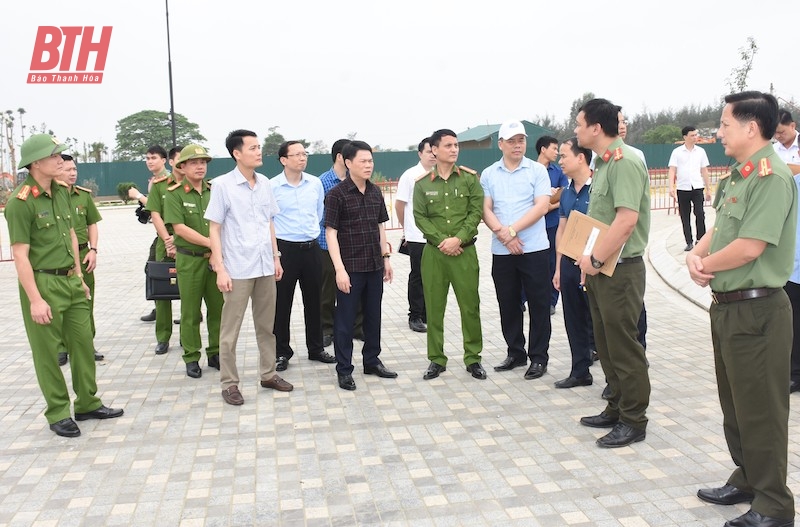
[17,108,26,142]
[89,142,108,163]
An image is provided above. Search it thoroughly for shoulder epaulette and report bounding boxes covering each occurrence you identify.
[55,179,69,188]
[757,158,773,178]
[16,185,31,201]
[601,148,624,163]
[416,170,433,182]
[151,175,169,184]
[458,165,477,175]
[74,184,92,193]
[167,182,182,191]
[718,171,731,180]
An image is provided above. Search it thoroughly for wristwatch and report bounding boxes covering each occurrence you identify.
[508,225,517,238]
[590,254,604,269]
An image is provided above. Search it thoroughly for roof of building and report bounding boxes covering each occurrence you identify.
[457,120,555,143]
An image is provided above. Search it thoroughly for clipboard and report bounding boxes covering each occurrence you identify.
[558,211,623,277]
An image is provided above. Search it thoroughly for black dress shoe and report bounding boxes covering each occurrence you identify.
[684,243,694,251]
[338,374,356,391]
[580,412,619,428]
[524,362,547,380]
[186,361,202,378]
[466,363,487,380]
[409,318,427,333]
[58,352,68,366]
[75,405,124,421]
[275,356,289,371]
[697,484,755,505]
[724,509,794,527]
[140,309,156,322]
[364,363,398,378]
[94,351,104,361]
[208,354,220,370]
[309,350,336,364]
[323,334,334,347]
[790,380,800,394]
[494,356,527,371]
[596,422,646,448]
[555,374,593,389]
[155,342,169,355]
[50,417,81,437]
[601,384,612,400]
[423,362,446,380]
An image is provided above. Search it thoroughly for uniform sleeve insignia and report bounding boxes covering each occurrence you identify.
[458,165,477,175]
[741,161,755,179]
[613,148,624,161]
[31,185,41,198]
[16,185,30,200]
[167,182,182,191]
[184,184,192,193]
[74,184,92,193]
[757,158,772,177]
[152,175,168,184]
[602,149,612,162]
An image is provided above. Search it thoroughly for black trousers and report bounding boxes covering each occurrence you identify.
[677,188,706,245]
[406,241,426,322]
[491,249,551,364]
[274,239,323,359]
[560,255,593,378]
[546,225,560,308]
[783,280,800,383]
[334,270,384,376]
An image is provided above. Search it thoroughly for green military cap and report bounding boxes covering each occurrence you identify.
[19,134,68,168]
[176,144,212,167]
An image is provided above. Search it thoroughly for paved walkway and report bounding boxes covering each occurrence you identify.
[0,206,797,527]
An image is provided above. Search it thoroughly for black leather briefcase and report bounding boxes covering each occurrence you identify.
[145,261,180,301]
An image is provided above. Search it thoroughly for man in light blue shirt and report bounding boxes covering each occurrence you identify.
[481,120,552,380]
[271,141,336,372]
[206,129,294,406]
[784,173,800,393]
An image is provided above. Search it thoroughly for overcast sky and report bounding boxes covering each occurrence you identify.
[2,0,797,159]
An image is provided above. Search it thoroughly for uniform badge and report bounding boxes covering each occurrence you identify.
[16,185,30,200]
[613,147,623,161]
[602,150,612,162]
[758,158,772,177]
[31,186,41,198]
[741,161,754,179]
[184,184,191,193]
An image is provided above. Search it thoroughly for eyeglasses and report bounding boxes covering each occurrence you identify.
[285,152,308,158]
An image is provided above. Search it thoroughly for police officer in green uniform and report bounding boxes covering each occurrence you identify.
[413,129,485,381]
[574,99,651,449]
[689,92,796,527]
[56,154,104,365]
[164,145,222,379]
[145,147,182,355]
[5,134,123,438]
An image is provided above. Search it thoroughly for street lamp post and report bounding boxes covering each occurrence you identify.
[165,0,177,149]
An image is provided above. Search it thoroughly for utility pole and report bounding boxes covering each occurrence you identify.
[166,0,177,148]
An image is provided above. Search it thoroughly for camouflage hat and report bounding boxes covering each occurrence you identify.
[176,144,212,167]
[19,134,68,168]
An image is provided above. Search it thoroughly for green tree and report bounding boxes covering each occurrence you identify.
[262,126,285,156]
[114,110,206,161]
[643,124,682,144]
[726,36,758,93]
[89,142,107,163]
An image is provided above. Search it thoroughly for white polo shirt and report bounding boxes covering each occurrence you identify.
[774,131,800,165]
[668,144,710,190]
[395,161,427,243]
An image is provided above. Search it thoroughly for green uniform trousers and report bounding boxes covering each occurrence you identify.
[57,246,96,355]
[586,261,649,430]
[20,273,101,424]
[154,240,174,343]
[176,253,222,364]
[710,290,794,519]
[421,244,482,366]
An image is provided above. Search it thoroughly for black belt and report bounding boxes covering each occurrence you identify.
[711,287,780,304]
[617,256,643,265]
[278,239,318,250]
[176,247,211,258]
[35,266,76,276]
[78,242,89,250]
[428,237,477,249]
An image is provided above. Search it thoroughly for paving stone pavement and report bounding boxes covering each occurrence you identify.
[0,205,797,527]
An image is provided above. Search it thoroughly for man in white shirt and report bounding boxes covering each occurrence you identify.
[668,126,711,251]
[774,109,800,168]
[394,137,436,333]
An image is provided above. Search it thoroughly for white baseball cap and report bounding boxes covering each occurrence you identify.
[498,120,527,140]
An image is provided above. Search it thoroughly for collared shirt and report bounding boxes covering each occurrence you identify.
[5,176,75,269]
[317,166,345,250]
[480,157,550,255]
[270,171,324,242]
[588,138,650,258]
[204,166,280,279]
[710,144,797,291]
[790,174,800,284]
[145,170,177,235]
[774,131,800,165]
[324,176,389,273]
[165,179,212,253]
[395,161,427,243]
[668,144,710,190]
[543,162,569,228]
[413,165,484,246]
[68,185,101,245]
[559,177,592,219]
